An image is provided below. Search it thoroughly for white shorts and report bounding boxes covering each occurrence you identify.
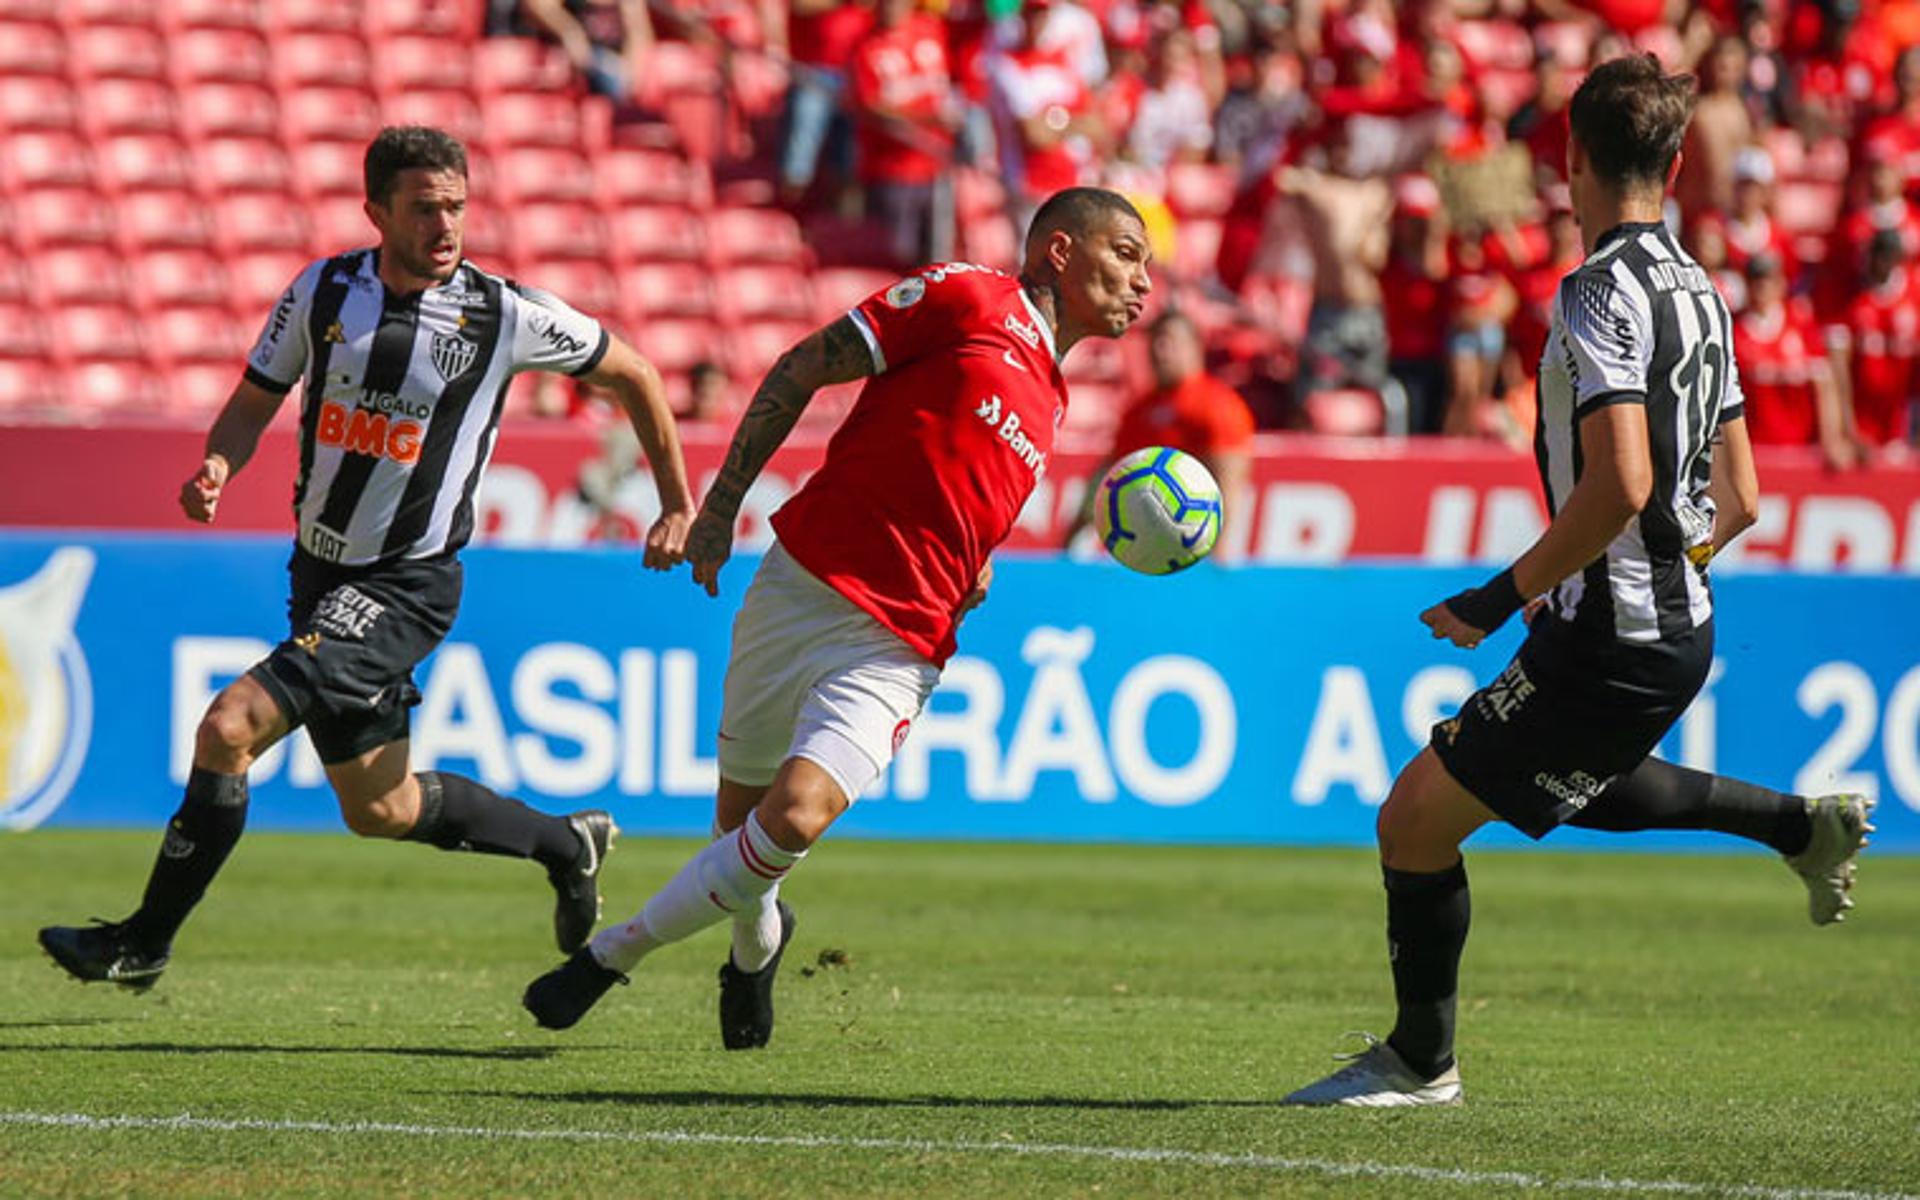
[717,541,940,803]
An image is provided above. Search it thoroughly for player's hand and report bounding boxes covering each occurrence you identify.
[1421,601,1490,650]
[643,506,694,571]
[179,456,228,524]
[959,559,993,619]
[685,508,734,598]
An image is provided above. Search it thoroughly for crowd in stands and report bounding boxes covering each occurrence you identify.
[1,0,1915,464]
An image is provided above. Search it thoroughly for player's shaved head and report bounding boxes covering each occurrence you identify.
[1024,188,1145,260]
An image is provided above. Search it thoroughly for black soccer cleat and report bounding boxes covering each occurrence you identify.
[38,920,169,992]
[550,810,617,954]
[718,900,796,1051]
[522,947,627,1031]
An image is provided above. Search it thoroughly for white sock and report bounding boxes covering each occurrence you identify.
[597,812,803,974]
[712,818,786,972]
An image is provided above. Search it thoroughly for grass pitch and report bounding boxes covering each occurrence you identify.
[1,831,1915,1198]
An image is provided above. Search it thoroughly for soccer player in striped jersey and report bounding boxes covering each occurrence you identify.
[38,127,697,992]
[1283,57,1876,1108]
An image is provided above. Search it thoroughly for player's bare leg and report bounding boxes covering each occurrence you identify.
[39,675,287,989]
[523,758,844,1033]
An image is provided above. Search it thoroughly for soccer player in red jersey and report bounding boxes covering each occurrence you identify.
[523,188,1154,1042]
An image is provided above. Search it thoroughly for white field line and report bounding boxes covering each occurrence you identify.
[0,1110,1911,1200]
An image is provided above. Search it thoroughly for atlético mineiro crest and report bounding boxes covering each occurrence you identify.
[430,332,478,381]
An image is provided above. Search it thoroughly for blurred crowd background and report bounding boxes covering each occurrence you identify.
[2,0,1916,469]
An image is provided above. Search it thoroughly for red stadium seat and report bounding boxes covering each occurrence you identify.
[382,89,484,146]
[610,205,707,263]
[1175,216,1224,277]
[96,134,195,193]
[180,82,280,141]
[642,41,722,98]
[14,188,116,248]
[225,249,309,311]
[0,254,30,303]
[118,188,216,250]
[264,0,361,36]
[1776,180,1843,234]
[959,215,1019,272]
[520,260,629,330]
[291,138,365,197]
[169,27,273,87]
[197,137,297,197]
[637,318,727,376]
[619,261,717,320]
[1062,335,1124,385]
[497,146,598,205]
[77,78,177,136]
[1764,126,1807,179]
[134,248,232,310]
[0,19,65,77]
[32,246,132,305]
[953,168,1005,225]
[1061,380,1124,431]
[61,360,167,414]
[54,304,148,362]
[715,264,815,324]
[161,0,264,31]
[595,147,707,210]
[150,304,248,364]
[1477,68,1538,119]
[307,194,373,251]
[0,302,52,356]
[1302,387,1386,436]
[66,23,168,80]
[215,192,314,254]
[483,92,586,150]
[365,0,479,41]
[281,85,382,144]
[273,31,373,90]
[458,204,512,265]
[1165,163,1235,220]
[514,202,612,263]
[727,319,813,383]
[0,356,59,413]
[376,35,473,96]
[810,267,896,322]
[2,131,96,193]
[54,0,159,27]
[727,51,788,119]
[0,76,82,133]
[472,37,577,96]
[705,207,807,267]
[162,362,242,415]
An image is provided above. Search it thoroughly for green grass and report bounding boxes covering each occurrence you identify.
[1,832,1915,1198]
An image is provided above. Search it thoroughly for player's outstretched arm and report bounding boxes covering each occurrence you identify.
[1707,415,1760,556]
[180,377,288,524]
[686,316,876,596]
[579,334,697,570]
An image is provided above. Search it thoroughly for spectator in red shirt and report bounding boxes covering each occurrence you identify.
[1822,139,1920,318]
[1722,146,1798,282]
[1855,47,1920,193]
[1503,187,1585,411]
[1065,309,1255,556]
[988,0,1106,223]
[778,1,874,204]
[1828,229,1920,453]
[1441,228,1520,445]
[1507,51,1575,185]
[1735,253,1859,470]
[1381,175,1451,434]
[850,0,955,267]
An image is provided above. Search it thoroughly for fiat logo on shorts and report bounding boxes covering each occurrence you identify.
[891,718,912,754]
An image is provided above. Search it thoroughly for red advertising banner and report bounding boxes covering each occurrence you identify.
[8,420,1918,569]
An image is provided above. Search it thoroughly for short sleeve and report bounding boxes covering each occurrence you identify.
[1718,296,1746,424]
[848,266,995,375]
[509,283,610,377]
[243,260,322,395]
[1558,270,1653,414]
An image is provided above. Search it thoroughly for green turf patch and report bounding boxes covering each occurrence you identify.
[2,833,1915,1198]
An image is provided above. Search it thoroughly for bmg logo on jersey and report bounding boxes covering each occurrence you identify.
[316,401,425,465]
[0,548,95,831]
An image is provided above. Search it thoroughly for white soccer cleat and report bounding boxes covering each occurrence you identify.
[1280,1033,1463,1107]
[1785,794,1876,926]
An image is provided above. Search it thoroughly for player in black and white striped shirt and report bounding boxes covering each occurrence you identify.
[39,128,697,993]
[1284,57,1876,1108]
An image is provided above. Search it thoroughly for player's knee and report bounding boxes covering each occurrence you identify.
[195,695,266,770]
[337,784,414,839]
[1376,765,1444,861]
[758,774,845,852]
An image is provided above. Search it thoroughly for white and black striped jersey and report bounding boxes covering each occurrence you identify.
[244,249,609,567]
[1534,220,1745,645]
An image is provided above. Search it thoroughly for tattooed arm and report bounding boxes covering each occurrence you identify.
[686,316,877,596]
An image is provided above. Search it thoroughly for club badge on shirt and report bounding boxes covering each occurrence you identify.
[430,332,478,381]
[885,277,927,309]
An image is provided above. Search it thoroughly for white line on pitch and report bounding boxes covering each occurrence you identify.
[0,1110,1910,1200]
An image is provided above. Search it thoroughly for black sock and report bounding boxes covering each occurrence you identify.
[1570,759,1811,854]
[1383,860,1470,1081]
[402,771,581,871]
[124,768,249,951]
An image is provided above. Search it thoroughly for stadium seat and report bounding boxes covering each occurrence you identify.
[809,267,895,323]
[161,0,264,31]
[14,188,117,248]
[215,192,313,254]
[375,35,473,95]
[61,359,167,415]
[472,37,578,96]
[637,317,728,377]
[1776,180,1843,234]
[224,249,308,311]
[1763,126,1807,179]
[497,146,598,205]
[1175,217,1224,278]
[290,138,365,197]
[1,131,96,193]
[482,92,586,150]
[0,254,30,303]
[181,82,280,141]
[618,261,717,320]
[728,52,788,119]
[381,89,484,146]
[134,248,231,310]
[715,264,816,324]
[513,202,612,264]
[520,259,629,331]
[1477,68,1538,118]
[0,76,82,133]
[953,168,1006,225]
[610,205,707,263]
[95,134,196,194]
[149,304,248,364]
[726,319,812,382]
[705,206,808,267]
[1062,335,1125,386]
[197,137,297,197]
[1302,387,1386,436]
[595,147,708,210]
[0,356,59,413]
[162,362,242,415]
[459,204,512,264]
[0,0,57,18]
[0,302,50,356]
[66,23,168,80]
[54,0,160,27]
[959,215,1020,272]
[640,40,722,99]
[32,246,132,306]
[281,85,381,145]
[1165,163,1234,220]
[76,78,177,136]
[117,188,216,250]
[264,0,362,36]
[0,19,65,76]
[272,31,373,90]
[306,193,372,251]
[365,0,480,41]
[168,26,273,87]
[1061,380,1125,431]
[54,304,148,362]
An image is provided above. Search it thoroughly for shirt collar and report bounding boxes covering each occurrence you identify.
[1593,220,1667,255]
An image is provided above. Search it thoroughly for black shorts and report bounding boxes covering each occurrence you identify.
[1429,614,1713,839]
[248,549,463,765]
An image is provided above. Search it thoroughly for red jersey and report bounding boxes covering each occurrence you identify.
[1735,299,1827,446]
[1722,211,1798,282]
[1829,268,1920,445]
[850,16,952,185]
[1509,252,1580,375]
[1380,256,1447,361]
[989,45,1089,197]
[788,1,872,66]
[773,265,1068,665]
[1109,373,1255,460]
